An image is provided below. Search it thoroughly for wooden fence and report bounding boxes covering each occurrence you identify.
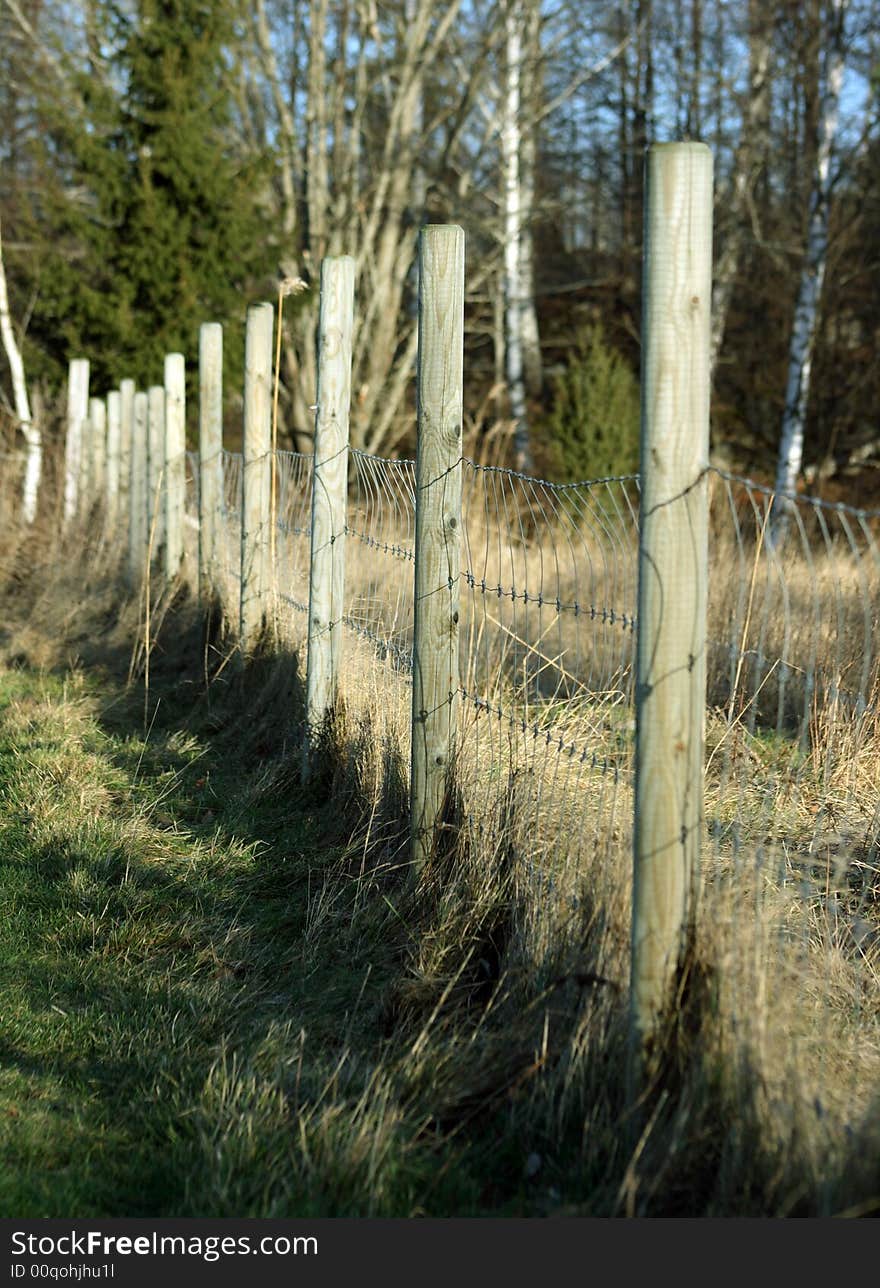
[56,143,714,1097]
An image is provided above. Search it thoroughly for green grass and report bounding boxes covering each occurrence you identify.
[0,662,484,1216]
[0,550,878,1218]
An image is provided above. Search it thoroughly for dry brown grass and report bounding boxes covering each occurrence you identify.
[1,443,878,1215]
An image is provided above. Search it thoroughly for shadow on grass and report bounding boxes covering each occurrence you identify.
[0,587,447,1215]
[2,553,878,1218]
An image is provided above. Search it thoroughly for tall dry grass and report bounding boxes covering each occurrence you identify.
[0,435,878,1214]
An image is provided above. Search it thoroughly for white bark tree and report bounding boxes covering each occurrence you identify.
[0,214,41,524]
[501,0,533,472]
[772,0,848,537]
[518,0,543,400]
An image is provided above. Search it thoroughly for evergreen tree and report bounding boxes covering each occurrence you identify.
[543,323,641,483]
[28,0,273,400]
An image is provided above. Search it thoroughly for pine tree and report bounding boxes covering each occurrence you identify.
[544,323,641,483]
[28,0,273,400]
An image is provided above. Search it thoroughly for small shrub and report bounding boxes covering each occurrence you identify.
[545,323,640,482]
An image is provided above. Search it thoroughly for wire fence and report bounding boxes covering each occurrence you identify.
[701,468,880,1133]
[2,396,878,1148]
[171,438,880,1139]
[6,172,873,1163]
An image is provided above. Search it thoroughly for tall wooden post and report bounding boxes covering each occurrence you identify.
[63,359,89,524]
[630,143,713,1087]
[147,385,166,557]
[303,256,356,779]
[198,323,223,603]
[106,390,122,529]
[410,225,464,872]
[88,396,107,509]
[129,391,148,585]
[240,302,274,654]
[119,379,135,530]
[164,353,186,580]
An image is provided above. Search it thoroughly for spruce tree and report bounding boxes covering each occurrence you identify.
[30,0,272,400]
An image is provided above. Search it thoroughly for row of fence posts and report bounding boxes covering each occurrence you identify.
[63,355,188,584]
[60,142,712,1097]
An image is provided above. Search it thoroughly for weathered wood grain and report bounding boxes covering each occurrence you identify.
[240,303,274,653]
[631,142,713,1074]
[411,225,465,872]
[303,256,356,779]
[198,323,224,603]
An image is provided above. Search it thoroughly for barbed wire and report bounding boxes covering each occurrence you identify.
[182,444,879,1125]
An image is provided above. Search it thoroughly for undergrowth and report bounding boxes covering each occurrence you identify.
[0,497,877,1218]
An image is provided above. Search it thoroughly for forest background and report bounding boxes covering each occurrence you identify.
[0,0,878,498]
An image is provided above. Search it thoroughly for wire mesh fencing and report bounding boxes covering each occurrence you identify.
[141,439,880,1132]
[702,467,880,1135]
[2,398,877,1150]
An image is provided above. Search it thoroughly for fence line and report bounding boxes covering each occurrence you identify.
[35,173,880,1129]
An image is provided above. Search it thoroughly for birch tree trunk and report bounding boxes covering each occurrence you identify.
[502,1,533,472]
[772,0,847,537]
[0,215,41,524]
[518,0,542,399]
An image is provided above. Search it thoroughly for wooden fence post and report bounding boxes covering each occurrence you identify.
[129,390,148,585]
[88,397,106,505]
[164,353,186,580]
[63,359,89,524]
[119,379,135,530]
[630,142,713,1089]
[199,323,223,603]
[147,385,166,558]
[303,255,356,779]
[106,390,121,529]
[410,225,465,872]
[240,302,274,654]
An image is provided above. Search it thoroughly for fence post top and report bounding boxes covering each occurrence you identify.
[164,353,185,383]
[648,140,713,160]
[420,223,465,237]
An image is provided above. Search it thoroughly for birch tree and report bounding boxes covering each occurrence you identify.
[501,0,533,472]
[772,0,848,534]
[0,215,40,523]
